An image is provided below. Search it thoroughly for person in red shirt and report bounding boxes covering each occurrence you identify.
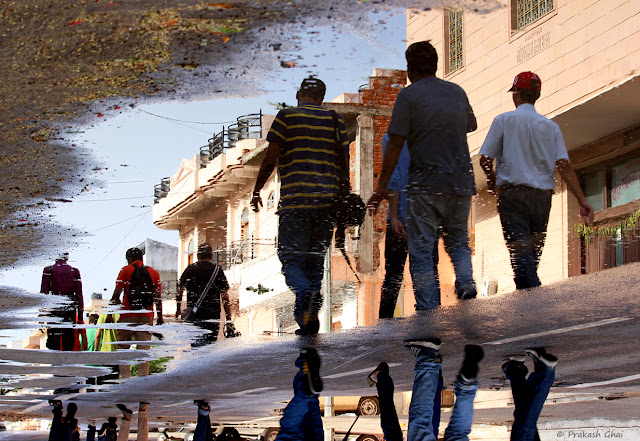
[110,247,163,378]
[41,252,83,351]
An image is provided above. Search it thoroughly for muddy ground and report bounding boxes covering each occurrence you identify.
[0,0,501,270]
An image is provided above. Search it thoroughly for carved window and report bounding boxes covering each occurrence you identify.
[513,0,554,30]
[445,10,464,75]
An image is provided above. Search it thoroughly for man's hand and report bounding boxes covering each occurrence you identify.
[251,191,262,212]
[367,189,387,213]
[580,200,594,224]
[391,217,407,241]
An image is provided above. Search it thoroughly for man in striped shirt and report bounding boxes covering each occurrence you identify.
[252,77,349,335]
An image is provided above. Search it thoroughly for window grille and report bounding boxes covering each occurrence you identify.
[516,0,554,29]
[447,10,464,74]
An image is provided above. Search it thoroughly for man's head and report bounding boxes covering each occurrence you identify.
[405,41,438,82]
[197,243,214,261]
[125,247,143,263]
[509,71,541,105]
[57,252,69,261]
[296,76,326,104]
[88,313,99,325]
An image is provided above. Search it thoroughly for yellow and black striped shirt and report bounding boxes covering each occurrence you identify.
[267,104,348,212]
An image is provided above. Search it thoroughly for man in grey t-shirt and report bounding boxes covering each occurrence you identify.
[368,41,478,311]
[479,71,593,290]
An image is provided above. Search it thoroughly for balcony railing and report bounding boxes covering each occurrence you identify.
[153,177,171,204]
[214,238,276,270]
[200,111,262,167]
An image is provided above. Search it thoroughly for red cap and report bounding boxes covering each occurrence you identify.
[508,71,542,92]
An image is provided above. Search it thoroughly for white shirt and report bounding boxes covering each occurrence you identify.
[479,103,569,191]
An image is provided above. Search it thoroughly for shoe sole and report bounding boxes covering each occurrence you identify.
[403,340,441,351]
[525,348,558,368]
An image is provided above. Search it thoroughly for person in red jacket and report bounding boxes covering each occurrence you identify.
[41,252,83,351]
[110,247,163,378]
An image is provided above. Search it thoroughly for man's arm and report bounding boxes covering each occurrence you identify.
[40,267,51,294]
[388,191,407,240]
[556,159,594,223]
[154,275,163,325]
[74,268,84,320]
[480,155,497,193]
[366,134,406,211]
[221,289,232,321]
[110,287,123,305]
[175,284,184,319]
[251,141,281,212]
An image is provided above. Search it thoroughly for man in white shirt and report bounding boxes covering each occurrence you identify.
[479,71,593,290]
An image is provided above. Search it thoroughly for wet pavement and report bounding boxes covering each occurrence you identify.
[0,261,638,434]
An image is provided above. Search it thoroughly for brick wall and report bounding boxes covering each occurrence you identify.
[360,69,407,268]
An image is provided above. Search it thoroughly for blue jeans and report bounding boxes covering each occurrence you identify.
[406,194,474,310]
[408,354,477,441]
[380,220,441,318]
[193,408,214,441]
[275,359,323,441]
[87,425,96,441]
[497,186,552,290]
[504,361,555,441]
[278,211,334,329]
[377,370,443,441]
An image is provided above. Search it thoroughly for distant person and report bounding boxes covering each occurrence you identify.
[379,134,441,319]
[368,41,478,311]
[110,247,163,378]
[83,313,100,351]
[251,77,349,335]
[95,312,119,352]
[479,71,594,290]
[115,403,149,441]
[176,243,236,347]
[41,252,84,351]
[97,417,118,441]
[502,347,558,441]
[369,340,484,441]
[275,348,324,441]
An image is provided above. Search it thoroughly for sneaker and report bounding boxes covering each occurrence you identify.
[367,362,389,387]
[139,402,150,411]
[457,286,477,300]
[48,399,62,408]
[459,344,484,381]
[116,404,133,417]
[526,347,558,369]
[299,347,323,395]
[194,400,210,411]
[404,338,442,360]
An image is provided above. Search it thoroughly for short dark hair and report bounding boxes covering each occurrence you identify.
[405,41,438,77]
[197,243,213,260]
[126,247,143,261]
[514,87,540,104]
[299,76,326,101]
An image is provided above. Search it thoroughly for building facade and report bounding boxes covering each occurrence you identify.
[407,0,640,293]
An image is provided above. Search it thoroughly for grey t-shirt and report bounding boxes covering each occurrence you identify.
[387,77,476,196]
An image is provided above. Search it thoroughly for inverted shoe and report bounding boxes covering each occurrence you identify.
[299,347,323,395]
[501,354,527,377]
[459,344,484,382]
[48,399,62,408]
[526,347,558,369]
[116,403,133,419]
[367,362,389,387]
[194,400,210,411]
[139,402,150,411]
[297,291,322,336]
[404,338,442,360]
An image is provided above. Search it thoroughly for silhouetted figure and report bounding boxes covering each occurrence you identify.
[41,252,83,351]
